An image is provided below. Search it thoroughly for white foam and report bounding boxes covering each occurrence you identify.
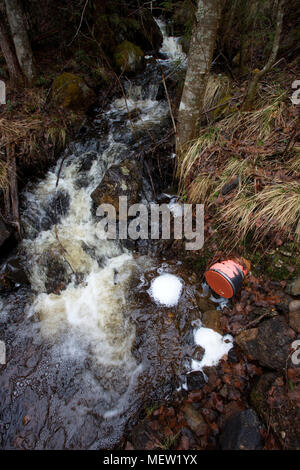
[156,19,187,65]
[168,198,184,217]
[149,273,183,307]
[192,327,233,370]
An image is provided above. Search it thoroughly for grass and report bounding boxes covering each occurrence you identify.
[177,81,300,247]
[0,87,80,190]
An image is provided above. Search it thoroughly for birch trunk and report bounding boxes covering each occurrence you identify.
[176,0,224,152]
[4,0,36,85]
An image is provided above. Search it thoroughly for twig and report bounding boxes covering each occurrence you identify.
[67,0,89,47]
[161,71,176,135]
[235,310,278,335]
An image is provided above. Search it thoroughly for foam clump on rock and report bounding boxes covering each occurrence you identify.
[148,273,183,307]
[192,327,233,370]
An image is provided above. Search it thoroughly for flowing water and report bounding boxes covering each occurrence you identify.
[0,22,220,449]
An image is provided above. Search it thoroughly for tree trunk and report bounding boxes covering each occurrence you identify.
[176,0,224,153]
[0,11,23,87]
[242,0,285,110]
[4,0,36,85]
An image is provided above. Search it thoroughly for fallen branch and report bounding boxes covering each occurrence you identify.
[235,310,278,335]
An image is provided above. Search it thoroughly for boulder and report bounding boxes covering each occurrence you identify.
[202,309,222,334]
[114,41,144,73]
[236,316,295,370]
[251,373,300,449]
[220,409,262,450]
[134,8,163,52]
[52,73,96,111]
[91,158,142,214]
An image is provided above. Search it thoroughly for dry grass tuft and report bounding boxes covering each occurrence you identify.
[178,82,300,245]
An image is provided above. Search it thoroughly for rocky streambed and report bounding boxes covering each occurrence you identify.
[0,19,300,451]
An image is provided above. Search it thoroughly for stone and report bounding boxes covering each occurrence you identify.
[220,409,262,450]
[192,345,205,362]
[195,295,216,313]
[91,158,142,214]
[182,404,207,436]
[0,255,29,291]
[52,73,96,111]
[186,371,206,391]
[202,309,222,334]
[236,316,295,370]
[289,311,300,333]
[114,41,144,73]
[287,277,300,296]
[289,300,300,312]
[221,177,240,196]
[251,373,300,449]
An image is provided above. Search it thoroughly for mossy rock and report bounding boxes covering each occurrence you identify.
[114,41,144,74]
[52,73,96,111]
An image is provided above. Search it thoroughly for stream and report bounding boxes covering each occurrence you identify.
[0,21,225,450]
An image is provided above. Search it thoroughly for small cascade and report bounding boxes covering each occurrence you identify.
[155,19,187,65]
[0,18,195,450]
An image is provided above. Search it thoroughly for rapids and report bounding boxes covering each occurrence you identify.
[0,20,227,450]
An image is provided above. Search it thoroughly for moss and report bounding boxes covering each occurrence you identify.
[245,244,300,281]
[114,41,144,73]
[52,73,95,110]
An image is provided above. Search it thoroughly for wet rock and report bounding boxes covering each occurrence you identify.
[202,310,222,334]
[287,277,300,296]
[0,220,11,247]
[219,409,262,450]
[38,248,72,294]
[236,316,295,370]
[114,41,144,74]
[251,373,300,449]
[41,190,70,231]
[91,158,142,214]
[182,404,208,436]
[192,345,205,362]
[52,73,96,111]
[195,295,216,313]
[186,371,206,391]
[0,256,29,291]
[134,8,163,52]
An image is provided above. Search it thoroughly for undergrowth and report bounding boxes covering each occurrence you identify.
[177,80,300,247]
